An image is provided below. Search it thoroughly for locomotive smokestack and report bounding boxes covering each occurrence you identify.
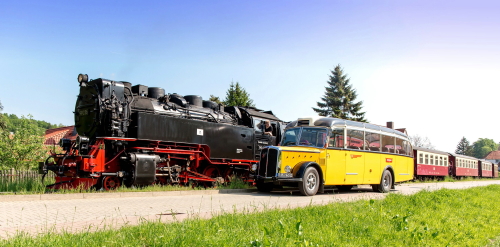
[386,121,394,129]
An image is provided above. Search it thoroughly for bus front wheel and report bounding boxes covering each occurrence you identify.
[298,167,319,196]
[372,170,392,193]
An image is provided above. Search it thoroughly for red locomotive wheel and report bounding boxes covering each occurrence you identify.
[203,165,221,178]
[102,176,121,190]
[202,165,221,187]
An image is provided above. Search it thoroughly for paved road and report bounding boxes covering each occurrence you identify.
[1,180,500,239]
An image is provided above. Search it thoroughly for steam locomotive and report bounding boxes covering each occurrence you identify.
[41,74,284,190]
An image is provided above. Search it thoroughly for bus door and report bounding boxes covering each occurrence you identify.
[344,129,365,184]
[345,149,365,184]
[324,128,346,185]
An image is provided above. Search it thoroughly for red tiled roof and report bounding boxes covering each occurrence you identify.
[484,150,500,160]
[44,126,77,145]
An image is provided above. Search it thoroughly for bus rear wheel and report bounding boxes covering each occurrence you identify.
[298,167,319,196]
[372,169,392,193]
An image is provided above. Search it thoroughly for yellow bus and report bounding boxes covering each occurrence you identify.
[254,117,414,196]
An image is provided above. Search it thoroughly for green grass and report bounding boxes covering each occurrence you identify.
[3,185,500,246]
[0,174,496,195]
[0,175,251,195]
[0,176,53,194]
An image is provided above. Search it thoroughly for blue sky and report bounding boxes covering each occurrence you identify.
[1,0,499,152]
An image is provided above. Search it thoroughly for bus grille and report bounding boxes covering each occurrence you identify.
[258,148,278,177]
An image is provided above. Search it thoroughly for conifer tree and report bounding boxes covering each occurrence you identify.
[0,100,4,130]
[312,65,366,122]
[455,137,472,155]
[223,81,254,107]
[208,95,222,105]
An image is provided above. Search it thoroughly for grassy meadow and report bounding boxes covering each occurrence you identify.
[2,185,500,246]
[0,175,251,195]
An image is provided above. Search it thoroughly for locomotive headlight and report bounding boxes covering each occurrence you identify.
[252,163,258,171]
[78,73,88,83]
[76,136,89,145]
[284,165,291,173]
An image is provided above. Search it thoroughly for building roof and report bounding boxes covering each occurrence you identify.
[44,126,77,145]
[484,150,500,160]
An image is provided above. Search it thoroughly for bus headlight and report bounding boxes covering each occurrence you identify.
[284,165,291,173]
[252,164,258,171]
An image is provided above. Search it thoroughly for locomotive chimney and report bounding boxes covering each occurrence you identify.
[386,121,394,129]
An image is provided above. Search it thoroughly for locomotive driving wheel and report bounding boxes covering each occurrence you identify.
[202,165,222,187]
[102,176,121,190]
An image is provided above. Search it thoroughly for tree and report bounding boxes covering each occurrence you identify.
[0,115,46,170]
[223,81,255,107]
[313,65,366,122]
[2,113,64,132]
[409,134,435,149]
[471,138,498,159]
[208,95,223,105]
[455,137,473,156]
[0,100,5,130]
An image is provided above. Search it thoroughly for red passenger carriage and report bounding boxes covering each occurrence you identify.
[479,160,493,178]
[413,147,449,179]
[449,154,479,178]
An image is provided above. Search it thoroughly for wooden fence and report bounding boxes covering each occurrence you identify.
[0,168,43,180]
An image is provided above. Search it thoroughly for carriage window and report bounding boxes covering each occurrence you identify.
[444,157,448,166]
[381,135,395,153]
[346,129,364,149]
[366,132,380,151]
[329,128,345,148]
[430,155,434,165]
[440,157,443,166]
[419,153,423,164]
[425,154,429,164]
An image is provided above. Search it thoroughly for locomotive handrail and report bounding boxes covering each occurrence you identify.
[129,146,255,165]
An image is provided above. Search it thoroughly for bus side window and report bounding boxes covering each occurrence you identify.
[365,132,380,151]
[395,138,404,154]
[329,128,344,148]
[381,135,395,153]
[346,129,364,149]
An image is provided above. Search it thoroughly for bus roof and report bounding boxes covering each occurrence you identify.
[287,117,408,138]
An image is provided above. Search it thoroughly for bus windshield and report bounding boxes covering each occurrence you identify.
[281,128,327,148]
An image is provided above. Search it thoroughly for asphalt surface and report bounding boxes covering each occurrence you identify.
[1,180,500,239]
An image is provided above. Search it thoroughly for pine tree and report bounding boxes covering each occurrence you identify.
[223,81,255,107]
[312,65,366,122]
[208,95,222,105]
[455,137,472,155]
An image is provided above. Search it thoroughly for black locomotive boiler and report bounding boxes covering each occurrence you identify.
[42,74,284,190]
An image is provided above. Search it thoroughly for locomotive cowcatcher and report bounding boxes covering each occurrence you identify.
[40,74,284,190]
